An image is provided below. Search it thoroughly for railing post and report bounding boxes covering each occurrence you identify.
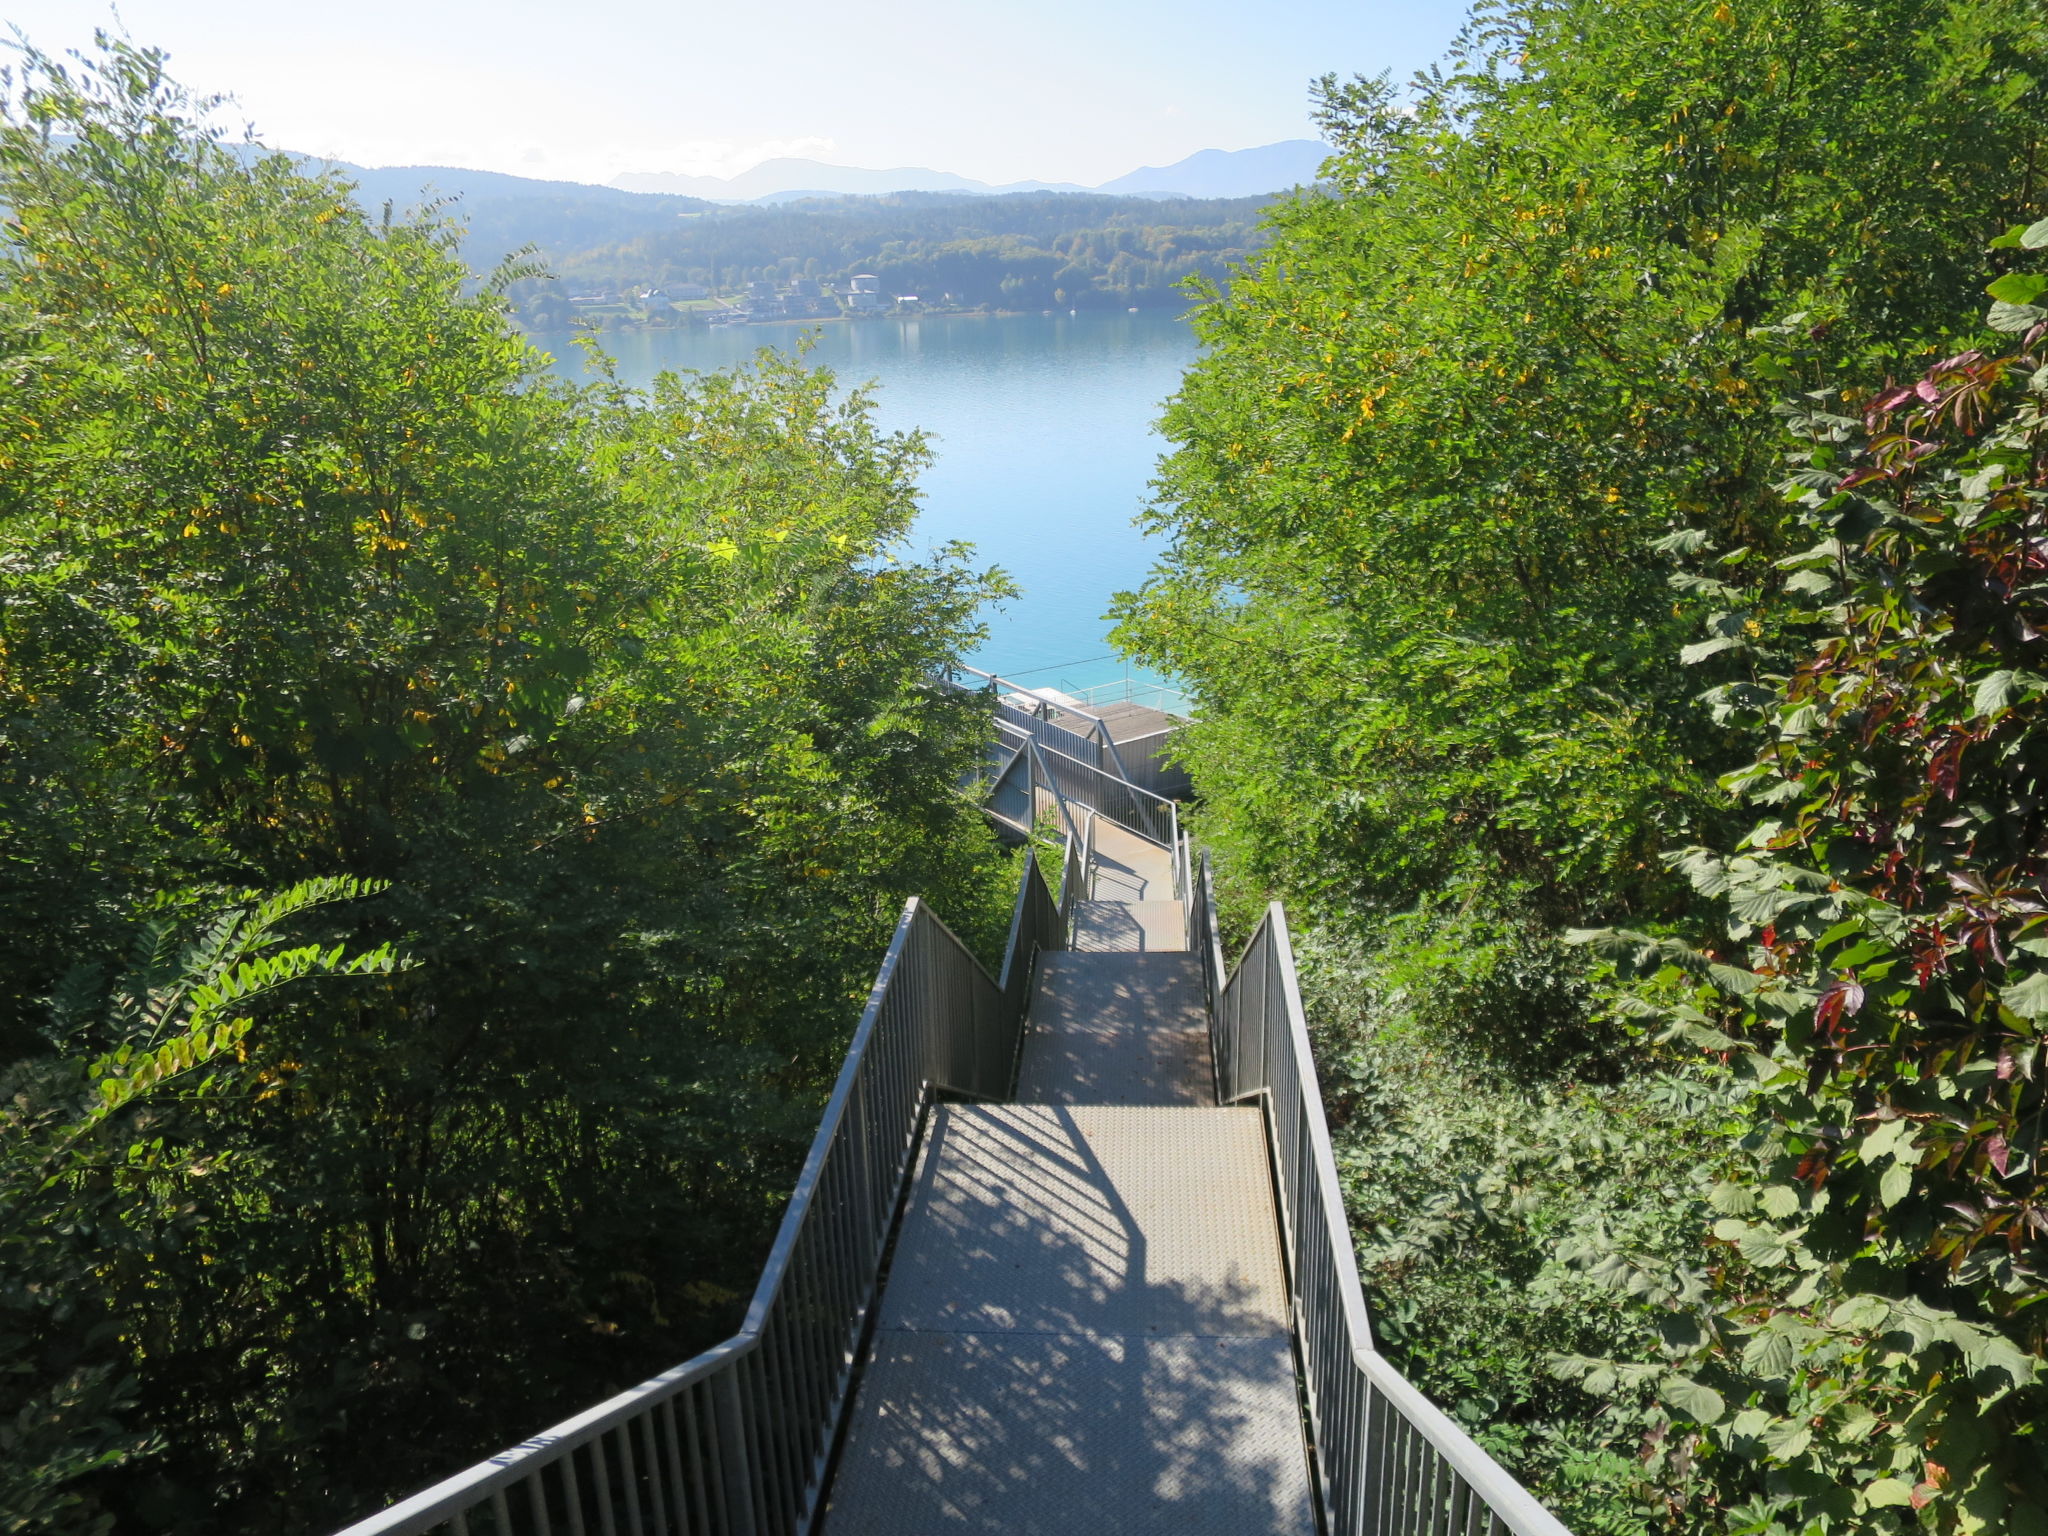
[715,1367,759,1536]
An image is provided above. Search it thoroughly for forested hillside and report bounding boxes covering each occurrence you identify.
[1115,0,2048,1531]
[0,41,1017,1533]
[500,191,1271,316]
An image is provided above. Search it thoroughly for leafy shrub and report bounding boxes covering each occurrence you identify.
[1286,919,1724,1535]
[1578,235,2048,1534]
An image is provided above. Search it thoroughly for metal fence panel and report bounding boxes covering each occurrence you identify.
[1024,738,1177,847]
[1204,861,1572,1536]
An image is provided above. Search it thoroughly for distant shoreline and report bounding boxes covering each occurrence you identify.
[521,305,1196,336]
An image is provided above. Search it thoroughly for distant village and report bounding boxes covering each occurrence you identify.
[560,273,925,328]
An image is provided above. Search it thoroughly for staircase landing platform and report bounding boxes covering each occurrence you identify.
[823,1106,1314,1536]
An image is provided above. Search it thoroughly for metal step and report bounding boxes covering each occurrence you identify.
[1015,952,1212,1106]
[1072,899,1186,953]
[823,1106,1315,1536]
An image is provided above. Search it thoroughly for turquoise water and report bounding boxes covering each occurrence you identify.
[538,312,1198,693]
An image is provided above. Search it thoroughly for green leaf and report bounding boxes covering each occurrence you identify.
[2001,968,2048,1020]
[1985,272,2048,305]
[1864,1479,1916,1509]
[1658,1375,1726,1425]
[1681,635,1742,665]
[1830,1293,1890,1331]
[1741,1327,1797,1378]
[1758,1185,1801,1218]
[1972,669,2021,717]
[1988,300,2047,334]
[1731,1407,1773,1438]
[1879,1161,1914,1208]
[2024,217,2048,249]
[1760,1418,1812,1460]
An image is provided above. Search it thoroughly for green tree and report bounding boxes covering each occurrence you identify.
[1118,0,2046,941]
[0,36,1015,1531]
[1110,0,2047,1524]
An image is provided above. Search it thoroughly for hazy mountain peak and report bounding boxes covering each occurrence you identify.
[610,158,1080,201]
[609,141,1326,204]
[1094,140,1329,199]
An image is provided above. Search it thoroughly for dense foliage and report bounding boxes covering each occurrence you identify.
[0,40,1015,1534]
[1574,252,2048,1534]
[504,190,1271,316]
[1115,0,2048,1527]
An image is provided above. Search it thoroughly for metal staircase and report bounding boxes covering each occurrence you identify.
[331,716,1571,1536]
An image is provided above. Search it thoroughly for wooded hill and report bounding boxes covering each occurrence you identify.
[487,191,1273,320]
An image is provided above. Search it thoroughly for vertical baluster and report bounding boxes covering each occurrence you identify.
[526,1466,556,1536]
[1427,1451,1452,1536]
[489,1489,513,1536]
[637,1405,675,1535]
[716,1366,759,1536]
[754,1318,794,1531]
[657,1399,693,1536]
[617,1420,649,1536]
[746,1347,781,1534]
[1341,1366,1368,1536]
[1393,1418,1417,1536]
[557,1445,589,1536]
[587,1433,619,1536]
[683,1385,716,1535]
[1456,1476,1482,1536]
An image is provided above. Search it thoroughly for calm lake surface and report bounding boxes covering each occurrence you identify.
[539,311,1198,692]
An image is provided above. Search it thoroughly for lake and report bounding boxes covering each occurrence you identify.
[539,311,1198,694]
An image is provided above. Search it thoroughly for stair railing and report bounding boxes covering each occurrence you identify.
[330,854,1066,1536]
[941,662,1134,784]
[1026,735,1178,847]
[1201,856,1572,1536]
[1023,737,1087,847]
[1057,808,1097,934]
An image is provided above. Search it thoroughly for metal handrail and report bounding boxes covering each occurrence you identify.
[1026,736,1178,848]
[946,662,1136,784]
[1023,737,1087,848]
[332,856,1067,1536]
[1202,859,1572,1536]
[1057,809,1094,933]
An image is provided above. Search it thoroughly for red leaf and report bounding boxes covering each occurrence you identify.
[1987,1134,2011,1177]
[1915,379,1941,403]
[1815,978,1865,1034]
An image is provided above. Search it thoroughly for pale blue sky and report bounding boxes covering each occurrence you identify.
[3,0,1470,187]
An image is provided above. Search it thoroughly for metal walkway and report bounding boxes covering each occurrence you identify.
[822,843,1317,1534]
[329,702,1573,1536]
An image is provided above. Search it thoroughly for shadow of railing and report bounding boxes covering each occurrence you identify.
[826,1103,1313,1534]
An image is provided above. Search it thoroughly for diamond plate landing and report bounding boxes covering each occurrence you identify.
[880,1105,1287,1339]
[1015,953,1212,1105]
[1072,900,1187,953]
[824,1330,1315,1536]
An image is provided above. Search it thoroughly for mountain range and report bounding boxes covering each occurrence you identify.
[600,139,1330,203]
[296,140,1327,215]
